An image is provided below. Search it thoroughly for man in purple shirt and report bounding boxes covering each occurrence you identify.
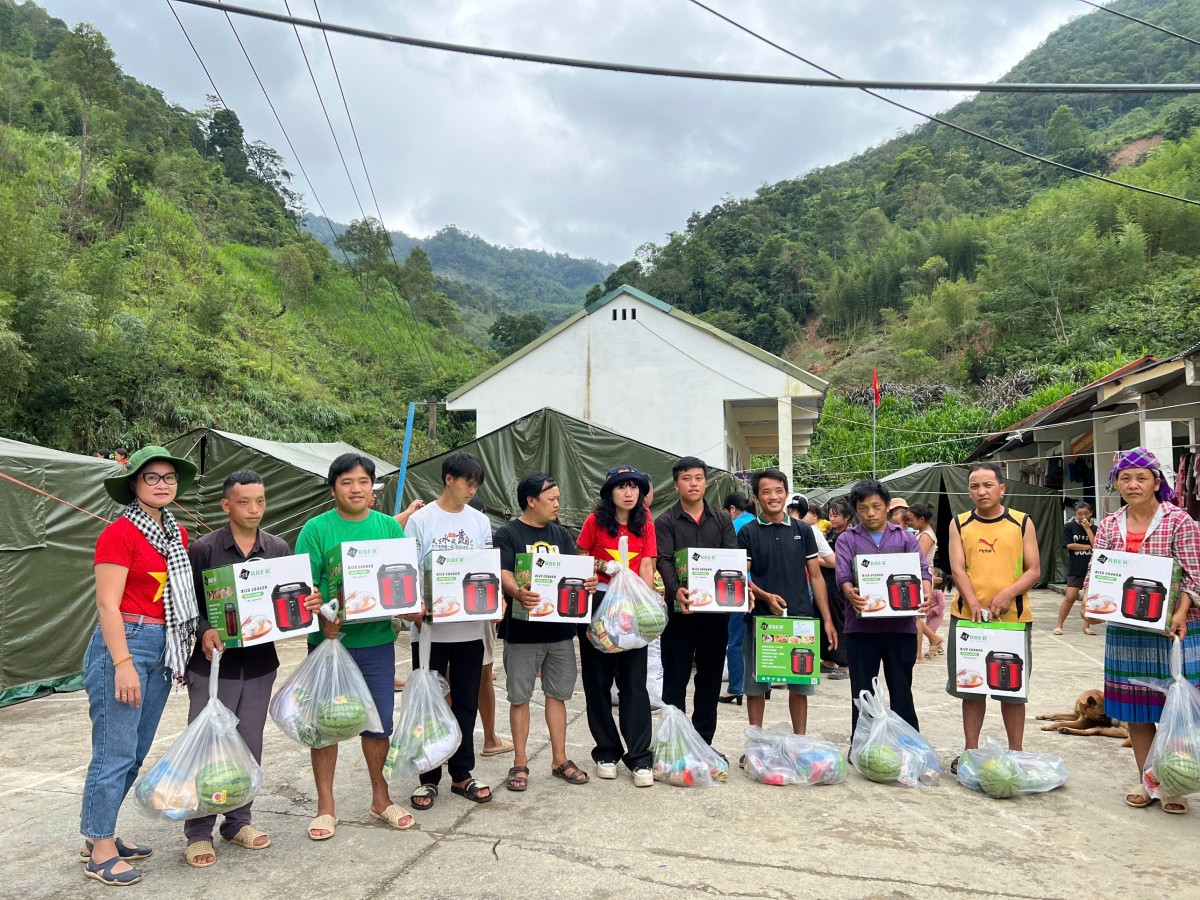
[835,479,931,733]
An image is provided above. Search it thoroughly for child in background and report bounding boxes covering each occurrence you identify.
[919,567,949,660]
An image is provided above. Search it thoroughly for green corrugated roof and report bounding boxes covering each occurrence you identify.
[448,285,828,400]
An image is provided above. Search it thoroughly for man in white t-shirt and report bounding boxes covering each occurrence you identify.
[402,451,495,808]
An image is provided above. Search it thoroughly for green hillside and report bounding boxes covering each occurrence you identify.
[0,0,488,461]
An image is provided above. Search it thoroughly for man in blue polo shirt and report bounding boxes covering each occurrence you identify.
[737,469,837,736]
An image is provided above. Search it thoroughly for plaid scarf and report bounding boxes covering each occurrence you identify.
[123,502,199,680]
[1107,446,1176,502]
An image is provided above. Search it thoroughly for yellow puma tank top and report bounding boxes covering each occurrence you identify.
[952,508,1032,623]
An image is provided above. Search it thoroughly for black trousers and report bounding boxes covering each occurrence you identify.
[845,631,919,735]
[820,571,849,667]
[411,638,483,786]
[577,628,652,770]
[660,612,729,745]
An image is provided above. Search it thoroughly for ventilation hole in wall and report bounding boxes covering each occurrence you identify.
[612,309,617,321]
[631,308,637,320]
[621,309,627,320]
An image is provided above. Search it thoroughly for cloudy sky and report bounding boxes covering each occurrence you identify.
[42,0,1088,262]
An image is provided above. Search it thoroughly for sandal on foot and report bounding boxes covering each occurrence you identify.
[411,784,438,810]
[1163,796,1189,815]
[481,738,515,757]
[79,838,152,863]
[1126,784,1153,808]
[1083,627,1097,635]
[506,766,530,791]
[307,815,338,841]
[184,841,216,868]
[451,778,492,803]
[552,760,588,784]
[370,803,416,830]
[1052,627,1063,635]
[950,755,960,775]
[84,856,143,886]
[222,825,270,850]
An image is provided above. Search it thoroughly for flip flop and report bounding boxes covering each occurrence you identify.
[506,765,530,791]
[481,738,515,757]
[451,778,492,803]
[84,856,142,886]
[370,804,416,830]
[307,815,338,841]
[79,838,152,863]
[411,784,438,810]
[222,825,271,849]
[184,841,216,868]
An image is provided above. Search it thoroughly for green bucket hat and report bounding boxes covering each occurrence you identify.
[103,445,198,505]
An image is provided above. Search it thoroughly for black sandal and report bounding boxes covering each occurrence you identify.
[950,755,961,775]
[410,783,438,810]
[451,778,492,803]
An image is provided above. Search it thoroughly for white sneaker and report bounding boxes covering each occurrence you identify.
[596,761,618,779]
[632,768,654,787]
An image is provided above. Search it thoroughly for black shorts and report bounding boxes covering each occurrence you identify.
[1066,575,1086,590]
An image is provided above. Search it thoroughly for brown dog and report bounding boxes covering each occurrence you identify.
[1037,690,1130,745]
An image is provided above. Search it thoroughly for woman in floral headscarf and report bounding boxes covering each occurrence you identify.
[1086,447,1200,813]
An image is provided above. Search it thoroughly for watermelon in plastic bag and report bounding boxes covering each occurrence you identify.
[269,634,383,748]
[849,677,940,788]
[956,736,1067,798]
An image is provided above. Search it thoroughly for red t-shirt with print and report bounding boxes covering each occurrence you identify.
[577,514,657,585]
[93,517,189,617]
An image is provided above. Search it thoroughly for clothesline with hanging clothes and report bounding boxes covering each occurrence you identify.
[0,469,214,531]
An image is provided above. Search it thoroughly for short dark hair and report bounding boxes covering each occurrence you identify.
[328,452,376,486]
[114,447,129,457]
[809,502,825,519]
[97,447,111,458]
[786,494,809,518]
[672,456,707,481]
[724,491,752,513]
[849,478,891,508]
[751,469,788,497]
[517,472,556,510]
[223,469,264,498]
[828,496,853,519]
[908,501,933,522]
[1074,500,1093,512]
[968,461,1003,481]
[442,450,485,487]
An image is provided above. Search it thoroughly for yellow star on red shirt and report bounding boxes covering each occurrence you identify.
[149,571,167,603]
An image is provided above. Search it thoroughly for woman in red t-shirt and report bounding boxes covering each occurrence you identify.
[81,447,199,886]
[576,465,658,787]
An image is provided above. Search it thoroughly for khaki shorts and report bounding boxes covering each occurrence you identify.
[503,640,577,705]
[483,624,496,666]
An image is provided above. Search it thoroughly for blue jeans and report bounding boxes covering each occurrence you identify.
[726,613,746,695]
[80,623,172,840]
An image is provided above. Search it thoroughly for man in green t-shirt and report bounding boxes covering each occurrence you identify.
[295,454,414,839]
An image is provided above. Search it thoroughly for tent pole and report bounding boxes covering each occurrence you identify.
[395,401,417,514]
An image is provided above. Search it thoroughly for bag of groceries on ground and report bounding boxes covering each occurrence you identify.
[651,704,728,787]
[743,725,848,786]
[850,677,941,788]
[956,736,1068,798]
[384,625,461,781]
[269,632,382,748]
[587,536,668,653]
[1137,637,1200,801]
[134,650,263,821]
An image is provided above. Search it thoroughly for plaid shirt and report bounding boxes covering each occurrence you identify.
[1087,502,1200,618]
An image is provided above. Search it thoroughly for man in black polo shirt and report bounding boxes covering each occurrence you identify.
[655,456,738,746]
[183,470,321,867]
[737,469,837,736]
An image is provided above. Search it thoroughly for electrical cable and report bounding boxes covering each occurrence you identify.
[171,0,1200,94]
[683,0,1200,208]
[1077,0,1200,49]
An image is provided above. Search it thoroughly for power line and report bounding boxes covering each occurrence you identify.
[171,0,1200,94]
[280,0,439,376]
[1078,0,1200,48]
[683,0,1200,209]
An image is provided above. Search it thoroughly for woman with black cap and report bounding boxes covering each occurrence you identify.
[576,465,658,786]
[80,447,199,886]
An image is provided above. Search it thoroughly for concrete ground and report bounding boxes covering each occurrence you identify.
[1,589,1195,900]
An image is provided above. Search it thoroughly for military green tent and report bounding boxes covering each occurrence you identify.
[401,408,748,533]
[0,439,123,706]
[164,428,400,548]
[803,462,1066,584]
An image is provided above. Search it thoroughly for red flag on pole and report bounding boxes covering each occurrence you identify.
[872,367,881,408]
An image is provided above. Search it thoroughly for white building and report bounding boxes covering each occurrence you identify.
[446,285,828,475]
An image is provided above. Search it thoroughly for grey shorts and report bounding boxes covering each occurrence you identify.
[503,640,577,705]
[945,618,1032,705]
[742,627,816,697]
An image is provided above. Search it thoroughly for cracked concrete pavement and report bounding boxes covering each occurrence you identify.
[1,589,1195,899]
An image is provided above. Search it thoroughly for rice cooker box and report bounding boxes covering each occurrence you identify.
[953,620,1027,699]
[202,554,317,648]
[1085,549,1178,632]
[512,552,594,623]
[324,538,421,623]
[672,548,749,614]
[753,616,820,685]
[853,552,923,618]
[428,549,504,623]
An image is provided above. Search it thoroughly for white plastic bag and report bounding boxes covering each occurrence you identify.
[587,536,667,653]
[651,705,728,787]
[850,676,940,788]
[383,625,461,781]
[956,736,1068,797]
[743,725,848,786]
[269,633,383,748]
[134,651,263,821]
[1139,637,1200,800]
